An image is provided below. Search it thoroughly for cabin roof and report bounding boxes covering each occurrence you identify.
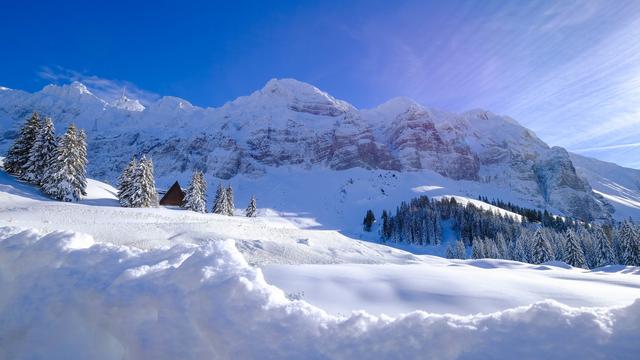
[159,181,185,206]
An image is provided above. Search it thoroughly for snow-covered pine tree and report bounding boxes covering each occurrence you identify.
[549,230,566,261]
[563,229,587,268]
[71,128,88,196]
[4,112,41,175]
[593,225,615,268]
[495,232,508,259]
[245,196,257,217]
[471,237,485,259]
[212,183,228,214]
[485,238,499,259]
[126,161,145,207]
[618,220,640,266]
[531,228,554,264]
[117,157,137,207]
[41,125,81,202]
[22,117,57,184]
[183,170,207,213]
[577,226,596,268]
[433,218,442,245]
[454,239,466,259]
[445,244,456,259]
[138,155,158,207]
[225,184,235,216]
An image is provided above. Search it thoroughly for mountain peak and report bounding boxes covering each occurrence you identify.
[111,93,145,112]
[373,97,425,114]
[41,81,97,98]
[262,78,321,94]
[226,78,355,116]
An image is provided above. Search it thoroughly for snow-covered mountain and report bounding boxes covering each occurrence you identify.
[1,78,639,222]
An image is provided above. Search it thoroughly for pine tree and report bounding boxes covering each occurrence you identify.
[4,112,41,175]
[71,128,88,196]
[226,185,235,216]
[485,238,499,259]
[41,125,81,201]
[531,228,554,264]
[381,210,391,240]
[564,229,587,268]
[122,155,157,208]
[183,170,207,213]
[445,244,456,259]
[127,161,145,207]
[593,226,615,268]
[454,239,466,259]
[495,233,508,259]
[471,237,485,259]
[618,221,640,266]
[138,155,158,207]
[22,117,57,184]
[212,183,228,214]
[363,210,375,232]
[245,196,257,217]
[577,227,596,268]
[117,157,138,207]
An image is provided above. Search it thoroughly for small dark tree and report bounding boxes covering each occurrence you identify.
[245,196,257,217]
[363,209,375,232]
[381,210,391,239]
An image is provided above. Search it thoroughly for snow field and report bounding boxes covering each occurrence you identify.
[1,227,640,359]
[1,171,640,358]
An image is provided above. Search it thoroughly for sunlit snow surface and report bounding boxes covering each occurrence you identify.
[1,171,639,358]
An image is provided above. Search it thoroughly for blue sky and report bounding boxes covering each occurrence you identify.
[2,0,640,168]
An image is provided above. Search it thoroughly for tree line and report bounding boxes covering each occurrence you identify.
[4,112,87,201]
[477,195,569,229]
[364,195,640,268]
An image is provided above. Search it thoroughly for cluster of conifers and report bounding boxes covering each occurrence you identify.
[365,195,640,268]
[4,112,88,202]
[116,158,257,217]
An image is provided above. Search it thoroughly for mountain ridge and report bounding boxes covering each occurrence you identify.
[1,78,639,222]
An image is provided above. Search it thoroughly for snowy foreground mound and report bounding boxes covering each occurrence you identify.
[1,227,640,359]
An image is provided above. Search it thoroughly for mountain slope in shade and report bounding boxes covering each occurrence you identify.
[0,78,638,222]
[570,153,640,220]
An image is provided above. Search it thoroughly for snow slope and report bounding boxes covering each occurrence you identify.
[1,170,640,358]
[2,227,639,359]
[571,153,640,219]
[264,260,640,316]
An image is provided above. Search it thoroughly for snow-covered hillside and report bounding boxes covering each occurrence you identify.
[571,153,640,220]
[2,171,640,359]
[2,79,639,222]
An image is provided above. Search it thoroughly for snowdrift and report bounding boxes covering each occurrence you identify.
[1,227,638,359]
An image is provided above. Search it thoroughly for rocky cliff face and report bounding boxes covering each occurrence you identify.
[0,79,619,220]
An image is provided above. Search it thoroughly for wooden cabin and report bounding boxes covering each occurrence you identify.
[159,181,185,206]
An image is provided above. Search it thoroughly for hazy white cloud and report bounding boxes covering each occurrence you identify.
[37,65,160,105]
[539,0,604,31]
[502,14,640,153]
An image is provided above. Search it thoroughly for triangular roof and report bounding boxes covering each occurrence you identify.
[159,181,185,206]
